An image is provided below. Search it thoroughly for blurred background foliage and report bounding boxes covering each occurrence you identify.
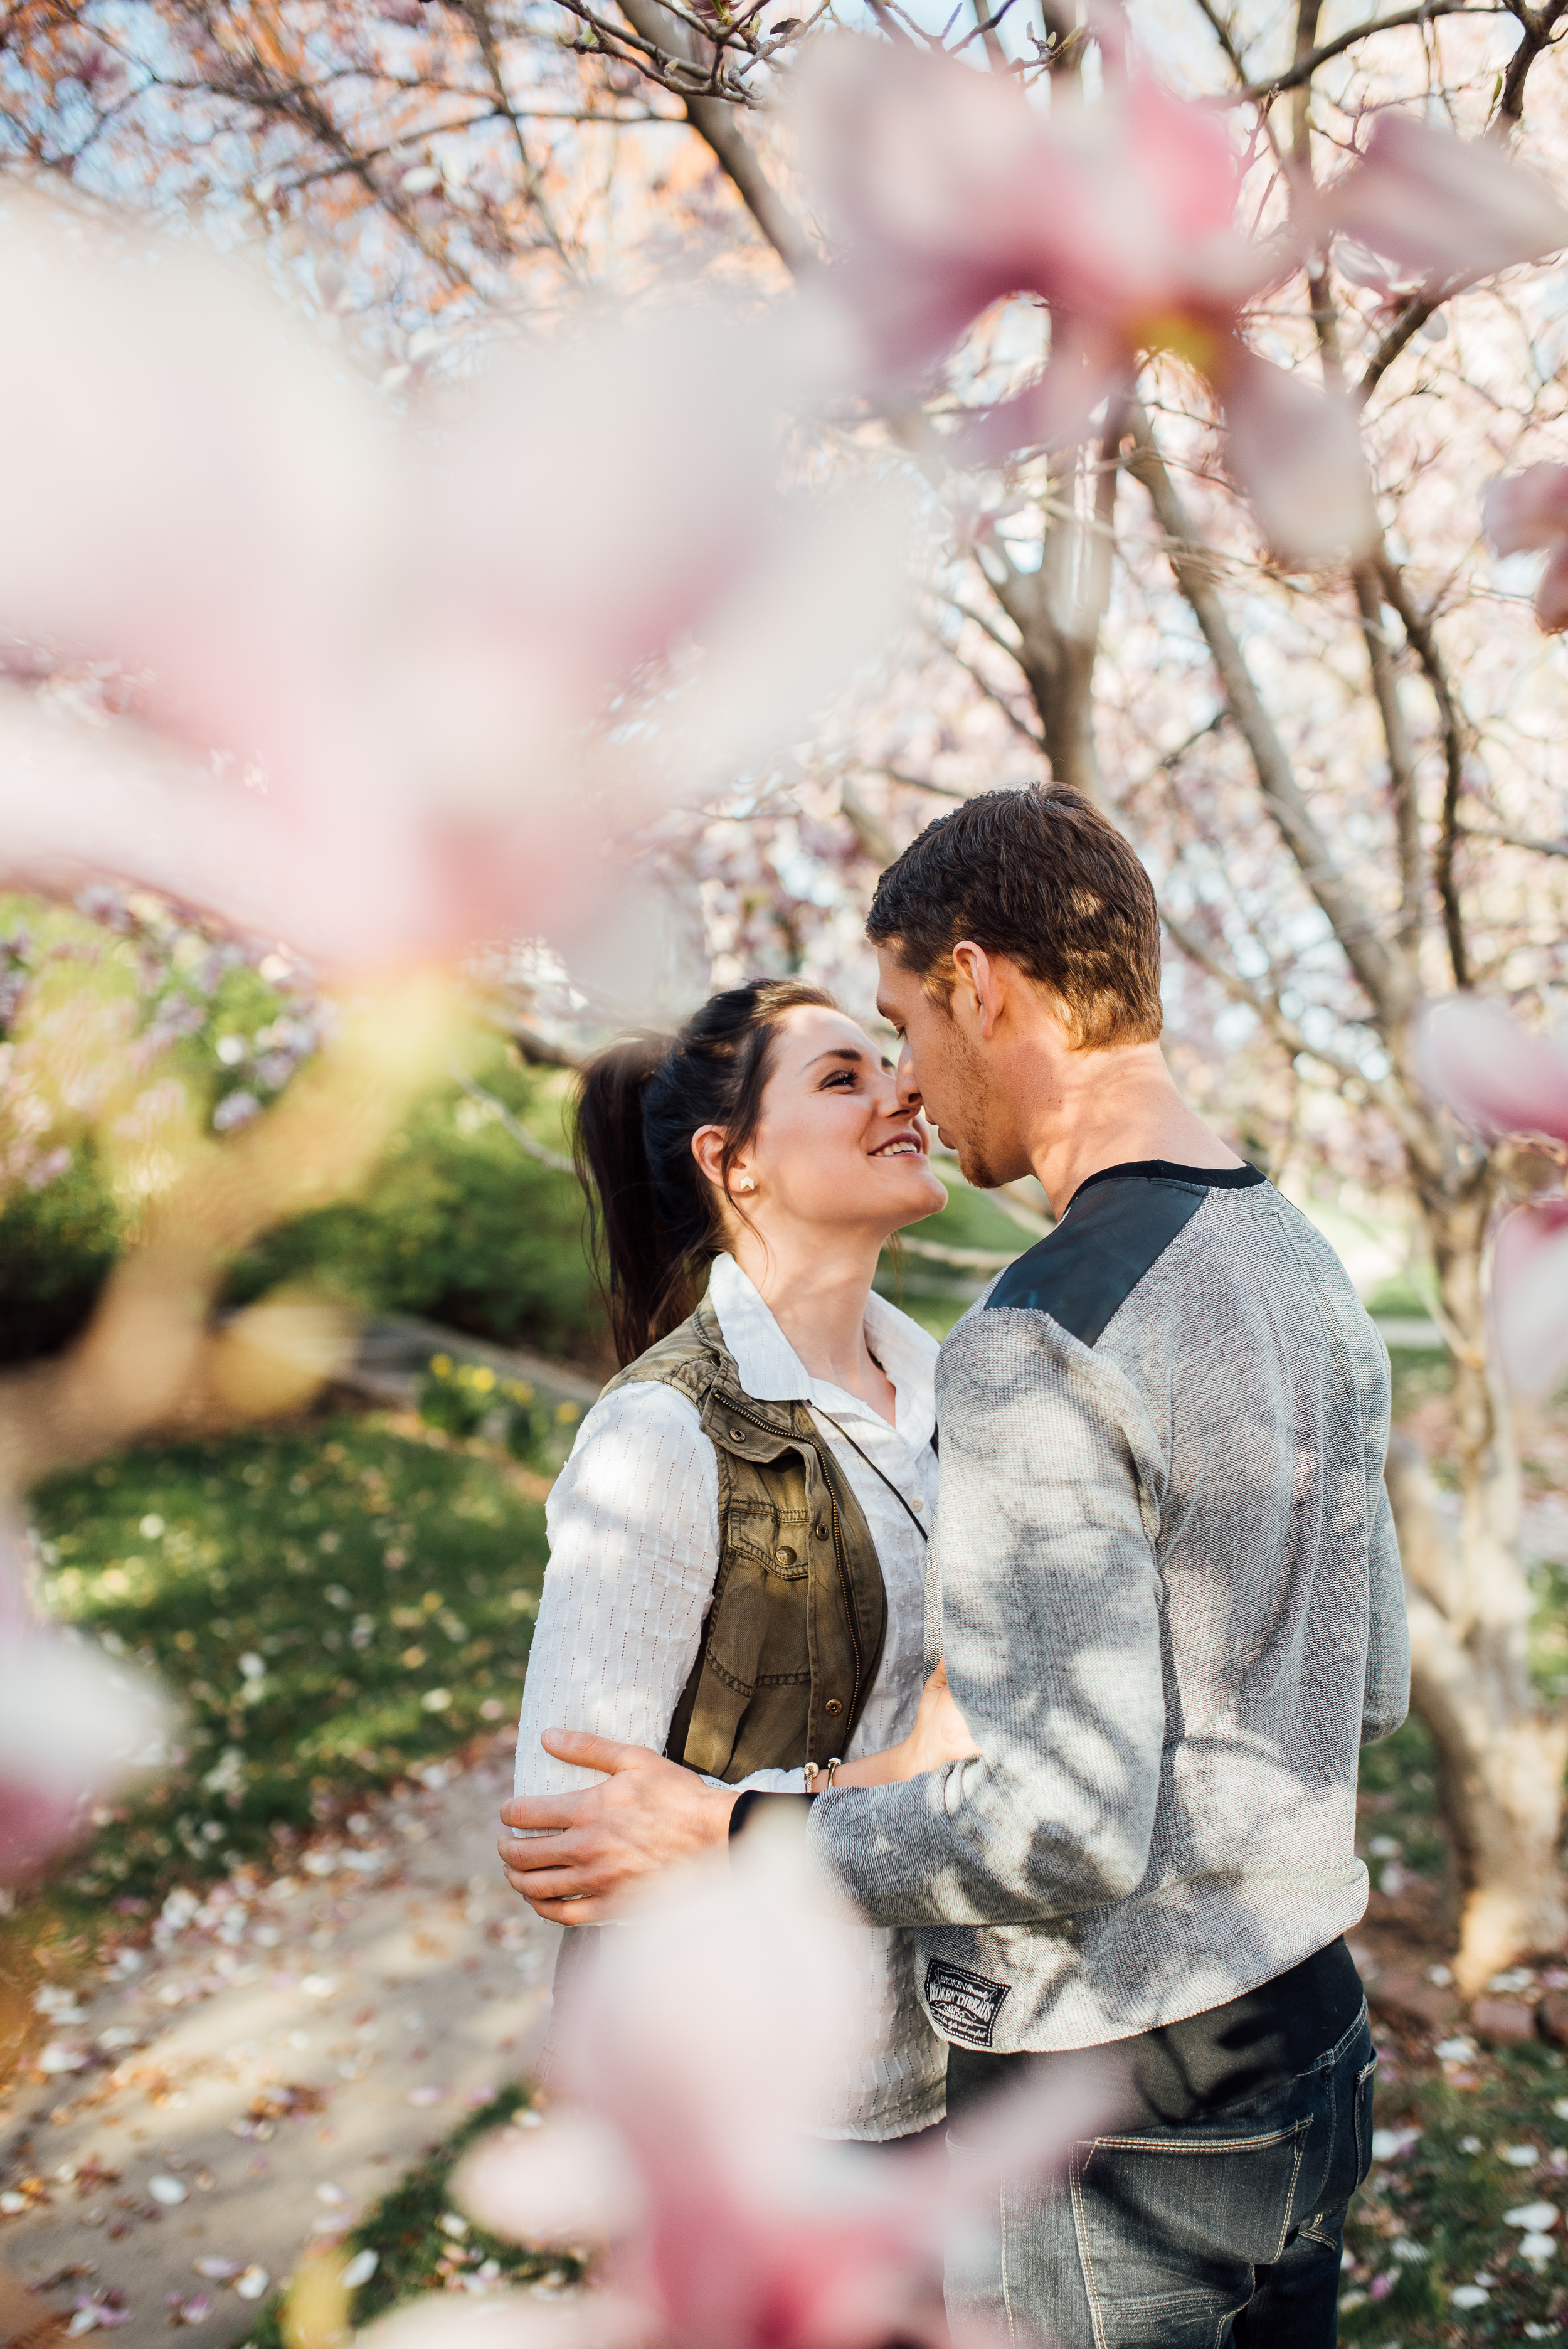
[0,889,605,1372]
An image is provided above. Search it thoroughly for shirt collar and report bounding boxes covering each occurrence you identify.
[706,1252,938,1453]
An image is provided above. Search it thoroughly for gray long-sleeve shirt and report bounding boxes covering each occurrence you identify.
[810,1160,1409,2055]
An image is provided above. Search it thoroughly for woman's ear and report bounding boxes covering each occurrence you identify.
[691,1124,731,1192]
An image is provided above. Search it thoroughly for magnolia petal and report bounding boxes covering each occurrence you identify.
[1221,352,1375,562]
[1483,464,1568,556]
[1537,542,1568,632]
[794,39,1262,392]
[0,1547,172,1882]
[956,332,1127,468]
[1492,1203,1568,1394]
[356,2289,650,2349]
[1323,114,1568,281]
[452,2111,646,2249]
[1415,995,1568,1145]
[1335,237,1397,290]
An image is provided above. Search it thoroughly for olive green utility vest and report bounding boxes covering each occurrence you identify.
[601,1296,889,1782]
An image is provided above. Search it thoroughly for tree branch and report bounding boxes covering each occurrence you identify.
[615,0,815,265]
[451,1068,576,1174]
[1158,902,1370,1089]
[1376,554,1472,987]
[1223,1,1492,101]
[1353,563,1424,953]
[1497,0,1568,128]
[460,0,578,268]
[1461,823,1568,857]
[1125,405,1414,1027]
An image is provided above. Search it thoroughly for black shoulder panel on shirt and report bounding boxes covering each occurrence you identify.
[985,1175,1211,1347]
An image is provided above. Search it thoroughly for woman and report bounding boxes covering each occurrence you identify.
[513,977,962,2141]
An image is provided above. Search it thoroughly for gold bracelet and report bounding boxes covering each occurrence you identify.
[803,1761,819,1791]
[824,1756,844,1788]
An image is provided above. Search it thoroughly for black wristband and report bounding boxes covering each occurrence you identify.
[728,1788,815,1843]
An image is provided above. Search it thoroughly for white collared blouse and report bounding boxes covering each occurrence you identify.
[513,1251,946,2138]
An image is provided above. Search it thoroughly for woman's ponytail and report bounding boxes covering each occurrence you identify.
[572,979,834,1367]
[573,1036,677,1371]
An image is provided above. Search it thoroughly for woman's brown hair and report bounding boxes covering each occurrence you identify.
[574,978,835,1367]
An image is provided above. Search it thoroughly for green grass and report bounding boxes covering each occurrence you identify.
[1387,1342,1456,1423]
[24,1411,553,1929]
[238,2084,583,2348]
[1357,1715,1451,1892]
[1344,2051,1568,2342]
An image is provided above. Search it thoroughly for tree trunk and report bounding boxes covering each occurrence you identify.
[1384,1174,1568,1989]
[994,556,1103,797]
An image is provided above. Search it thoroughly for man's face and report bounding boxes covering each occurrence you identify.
[875,945,1020,1189]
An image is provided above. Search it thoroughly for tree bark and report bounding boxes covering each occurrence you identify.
[1384,1177,1568,1986]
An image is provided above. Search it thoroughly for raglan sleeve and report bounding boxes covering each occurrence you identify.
[512,1384,720,1800]
[1362,1448,1411,1746]
[808,1310,1167,1927]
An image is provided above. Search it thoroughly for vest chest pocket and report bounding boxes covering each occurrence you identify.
[708,1491,814,1698]
[725,1495,811,1577]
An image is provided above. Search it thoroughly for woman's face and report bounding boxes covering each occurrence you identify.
[696,1002,948,1244]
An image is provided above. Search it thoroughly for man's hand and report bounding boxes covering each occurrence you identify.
[497,1730,738,1924]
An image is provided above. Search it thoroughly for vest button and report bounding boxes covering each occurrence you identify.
[825,1698,844,1715]
[728,1426,746,1442]
[775,1546,797,1565]
[813,1522,827,1540]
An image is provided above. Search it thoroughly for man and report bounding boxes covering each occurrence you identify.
[499,783,1409,2347]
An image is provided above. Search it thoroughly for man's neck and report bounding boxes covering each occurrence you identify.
[1022,1043,1244,1220]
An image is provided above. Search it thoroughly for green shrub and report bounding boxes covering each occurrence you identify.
[0,1152,124,1361]
[225,1059,603,1365]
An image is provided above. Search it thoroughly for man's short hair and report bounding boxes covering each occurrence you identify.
[866,783,1163,1049]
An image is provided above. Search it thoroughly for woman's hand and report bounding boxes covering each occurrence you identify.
[829,1661,980,1788]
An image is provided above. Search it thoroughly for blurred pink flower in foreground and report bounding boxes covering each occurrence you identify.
[1417,995,1568,1392]
[0,199,909,977]
[1483,465,1568,630]
[799,43,1568,559]
[0,1524,169,1882]
[361,1823,1104,2349]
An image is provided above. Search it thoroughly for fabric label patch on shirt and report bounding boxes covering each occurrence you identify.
[925,1958,1011,2048]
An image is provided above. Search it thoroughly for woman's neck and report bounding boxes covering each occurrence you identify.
[724,1226,894,1419]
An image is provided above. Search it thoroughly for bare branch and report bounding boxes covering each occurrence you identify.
[1376,554,1472,987]
[1497,0,1568,128]
[452,1067,576,1174]
[1221,1,1493,102]
[896,1233,1020,1272]
[1353,562,1423,953]
[1158,901,1370,1089]
[611,0,814,260]
[459,0,579,268]
[1460,824,1568,858]
[1125,404,1414,1027]
[865,765,968,801]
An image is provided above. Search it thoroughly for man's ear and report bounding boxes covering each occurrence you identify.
[950,941,1005,1040]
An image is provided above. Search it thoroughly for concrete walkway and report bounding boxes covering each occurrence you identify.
[0,1741,559,2349]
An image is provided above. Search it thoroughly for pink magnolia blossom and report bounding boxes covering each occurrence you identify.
[366,1824,1110,2349]
[0,200,909,976]
[799,43,1568,559]
[0,1522,170,1882]
[1482,465,1568,630]
[1417,995,1568,1391]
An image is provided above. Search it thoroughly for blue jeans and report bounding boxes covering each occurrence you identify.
[946,2005,1377,2348]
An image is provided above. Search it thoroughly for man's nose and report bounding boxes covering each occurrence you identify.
[896,1039,922,1111]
